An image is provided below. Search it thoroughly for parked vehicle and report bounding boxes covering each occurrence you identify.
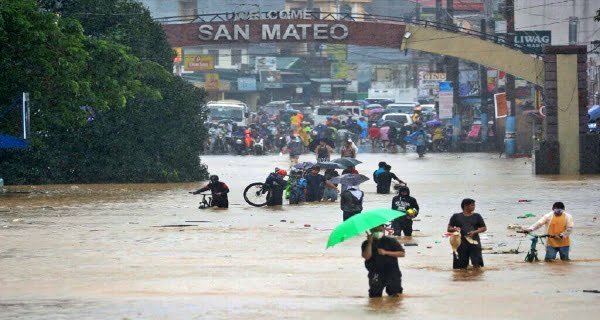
[377,113,414,127]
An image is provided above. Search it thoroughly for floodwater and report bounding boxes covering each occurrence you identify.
[1,152,600,319]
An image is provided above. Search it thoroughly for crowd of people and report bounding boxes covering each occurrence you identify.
[204,106,456,159]
[191,155,576,298]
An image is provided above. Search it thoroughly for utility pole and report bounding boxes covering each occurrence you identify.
[446,0,460,150]
[480,19,490,142]
[504,0,516,156]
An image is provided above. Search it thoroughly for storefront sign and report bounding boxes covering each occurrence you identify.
[237,77,257,91]
[319,84,332,93]
[421,72,446,81]
[184,54,214,71]
[514,31,551,54]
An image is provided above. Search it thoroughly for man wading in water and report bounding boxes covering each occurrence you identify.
[447,198,487,269]
[362,225,406,297]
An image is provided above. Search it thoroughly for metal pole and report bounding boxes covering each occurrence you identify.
[446,0,460,151]
[504,0,516,156]
[22,92,29,140]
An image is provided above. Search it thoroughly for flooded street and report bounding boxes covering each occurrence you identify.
[1,152,600,319]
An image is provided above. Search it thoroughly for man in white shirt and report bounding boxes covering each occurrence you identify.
[524,202,574,261]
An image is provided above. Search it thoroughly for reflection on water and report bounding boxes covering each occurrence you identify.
[1,153,600,319]
[367,296,403,313]
[451,268,485,282]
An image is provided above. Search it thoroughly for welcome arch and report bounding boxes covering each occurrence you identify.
[160,11,589,174]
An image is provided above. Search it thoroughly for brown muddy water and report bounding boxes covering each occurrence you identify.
[1,152,600,319]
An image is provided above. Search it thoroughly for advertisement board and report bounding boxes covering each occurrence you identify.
[205,73,220,91]
[259,70,282,88]
[237,77,257,91]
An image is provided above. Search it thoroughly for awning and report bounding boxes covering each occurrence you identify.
[0,134,29,149]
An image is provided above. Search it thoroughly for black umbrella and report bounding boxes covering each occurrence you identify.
[332,157,362,168]
[314,161,347,170]
[329,174,370,186]
[308,137,335,152]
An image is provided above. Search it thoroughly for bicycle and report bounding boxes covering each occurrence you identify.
[196,193,213,209]
[517,230,552,262]
[243,182,270,207]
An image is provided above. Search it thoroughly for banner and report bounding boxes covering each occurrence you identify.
[326,44,348,79]
[237,77,257,91]
[494,93,508,118]
[184,54,214,71]
[205,73,220,91]
[259,70,282,88]
[487,69,498,92]
[438,81,453,119]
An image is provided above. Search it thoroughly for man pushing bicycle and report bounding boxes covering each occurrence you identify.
[523,202,574,261]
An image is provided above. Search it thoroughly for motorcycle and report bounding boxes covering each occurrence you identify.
[253,137,265,155]
[231,137,247,155]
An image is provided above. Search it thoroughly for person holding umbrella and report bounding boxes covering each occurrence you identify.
[361,225,406,297]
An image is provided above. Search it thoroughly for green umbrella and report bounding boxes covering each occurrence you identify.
[326,208,407,248]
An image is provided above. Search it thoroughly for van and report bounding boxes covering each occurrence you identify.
[313,106,352,125]
[377,113,413,127]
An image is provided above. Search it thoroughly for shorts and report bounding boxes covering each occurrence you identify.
[368,271,403,297]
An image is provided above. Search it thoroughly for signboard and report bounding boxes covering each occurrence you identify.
[494,93,508,118]
[487,69,498,92]
[421,72,446,81]
[514,31,551,54]
[326,44,348,80]
[438,81,453,119]
[205,73,220,91]
[184,54,214,71]
[255,56,276,72]
[237,77,257,91]
[259,70,282,88]
[319,84,332,93]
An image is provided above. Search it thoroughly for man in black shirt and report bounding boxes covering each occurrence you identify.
[447,198,487,269]
[191,175,229,208]
[361,225,406,297]
[376,164,404,194]
[391,186,420,236]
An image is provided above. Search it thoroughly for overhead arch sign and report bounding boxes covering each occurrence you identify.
[162,10,406,48]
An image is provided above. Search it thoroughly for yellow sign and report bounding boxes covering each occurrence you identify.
[205,73,220,91]
[326,44,348,79]
[184,54,214,71]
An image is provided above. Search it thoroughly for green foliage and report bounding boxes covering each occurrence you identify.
[596,8,600,22]
[1,0,208,184]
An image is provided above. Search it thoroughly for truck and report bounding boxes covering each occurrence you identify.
[368,88,418,103]
[206,100,249,127]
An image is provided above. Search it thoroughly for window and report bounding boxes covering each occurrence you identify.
[208,49,219,66]
[231,49,242,65]
[340,4,352,18]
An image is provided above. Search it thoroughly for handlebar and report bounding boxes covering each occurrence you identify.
[517,230,553,238]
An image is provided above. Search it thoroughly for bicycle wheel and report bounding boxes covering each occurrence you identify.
[243,182,269,207]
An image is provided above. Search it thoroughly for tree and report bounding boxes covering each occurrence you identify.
[595,8,600,22]
[1,0,207,184]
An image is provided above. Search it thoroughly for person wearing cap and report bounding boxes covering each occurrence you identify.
[191,175,230,208]
[265,168,287,206]
[523,202,574,261]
